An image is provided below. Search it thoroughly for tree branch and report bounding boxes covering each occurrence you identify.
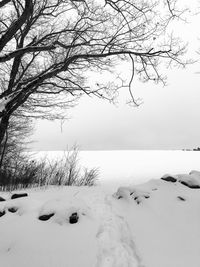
[0,0,33,51]
[0,44,56,62]
[0,0,10,8]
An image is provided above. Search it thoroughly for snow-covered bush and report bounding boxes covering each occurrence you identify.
[37,148,99,187]
[0,148,98,190]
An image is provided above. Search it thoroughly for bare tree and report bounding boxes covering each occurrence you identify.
[0,0,188,149]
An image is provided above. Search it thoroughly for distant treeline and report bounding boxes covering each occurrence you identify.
[183,147,200,151]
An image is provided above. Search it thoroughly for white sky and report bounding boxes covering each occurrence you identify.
[30,1,200,151]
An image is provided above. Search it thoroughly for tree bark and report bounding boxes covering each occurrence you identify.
[0,115,9,157]
[0,126,8,169]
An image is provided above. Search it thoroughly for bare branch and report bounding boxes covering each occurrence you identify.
[0,0,33,51]
[0,44,56,62]
[0,0,10,8]
[0,0,188,146]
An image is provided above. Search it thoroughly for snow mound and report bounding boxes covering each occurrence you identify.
[161,170,200,189]
[38,198,89,225]
[113,186,150,204]
[0,198,36,216]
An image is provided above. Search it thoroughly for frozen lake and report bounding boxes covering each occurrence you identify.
[32,150,200,188]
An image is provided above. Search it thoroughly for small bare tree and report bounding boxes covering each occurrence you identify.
[0,0,188,150]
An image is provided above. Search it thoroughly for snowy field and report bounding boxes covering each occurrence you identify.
[1,150,200,267]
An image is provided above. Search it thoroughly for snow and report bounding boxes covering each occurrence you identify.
[0,187,99,267]
[161,170,200,188]
[0,96,10,113]
[1,173,200,266]
[1,151,200,266]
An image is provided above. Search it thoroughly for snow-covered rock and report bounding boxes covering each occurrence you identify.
[113,186,133,200]
[0,196,6,202]
[161,174,178,182]
[114,186,150,204]
[0,210,6,217]
[161,170,200,189]
[11,193,28,199]
[177,173,200,189]
[189,170,200,176]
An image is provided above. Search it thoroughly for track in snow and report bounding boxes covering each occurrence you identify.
[95,196,144,267]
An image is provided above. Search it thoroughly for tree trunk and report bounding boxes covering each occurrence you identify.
[0,127,8,169]
[0,115,9,156]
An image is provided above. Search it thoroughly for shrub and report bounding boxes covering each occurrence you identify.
[0,148,99,191]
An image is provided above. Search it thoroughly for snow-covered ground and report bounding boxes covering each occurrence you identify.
[1,151,200,267]
[1,176,200,266]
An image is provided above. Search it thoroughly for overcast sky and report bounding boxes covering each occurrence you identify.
[30,1,200,151]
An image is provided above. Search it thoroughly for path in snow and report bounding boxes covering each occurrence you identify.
[94,195,144,267]
[0,187,145,267]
